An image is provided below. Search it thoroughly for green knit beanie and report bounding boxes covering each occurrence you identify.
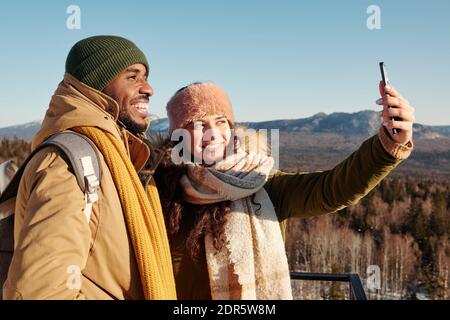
[65,35,149,91]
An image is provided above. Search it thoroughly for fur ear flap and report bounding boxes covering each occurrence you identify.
[145,132,170,151]
[142,133,171,171]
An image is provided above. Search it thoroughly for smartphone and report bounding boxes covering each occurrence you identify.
[379,62,398,135]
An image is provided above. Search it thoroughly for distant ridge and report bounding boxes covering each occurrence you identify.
[1,111,448,141]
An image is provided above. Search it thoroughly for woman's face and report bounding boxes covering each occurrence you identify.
[184,114,232,165]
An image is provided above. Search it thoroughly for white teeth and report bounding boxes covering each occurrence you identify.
[132,102,148,112]
[204,143,223,149]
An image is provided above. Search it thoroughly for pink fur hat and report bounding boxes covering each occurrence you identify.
[166,82,235,134]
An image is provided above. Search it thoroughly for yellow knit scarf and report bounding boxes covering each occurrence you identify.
[73,126,177,300]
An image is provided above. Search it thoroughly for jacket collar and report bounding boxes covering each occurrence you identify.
[32,73,150,172]
[65,73,120,120]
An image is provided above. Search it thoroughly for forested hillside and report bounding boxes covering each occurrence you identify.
[1,136,448,299]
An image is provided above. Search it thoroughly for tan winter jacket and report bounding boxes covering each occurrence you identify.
[3,74,152,299]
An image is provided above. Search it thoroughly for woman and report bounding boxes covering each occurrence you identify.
[149,81,414,299]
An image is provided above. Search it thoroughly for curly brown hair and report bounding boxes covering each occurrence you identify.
[153,141,232,262]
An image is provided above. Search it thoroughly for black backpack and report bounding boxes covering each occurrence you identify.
[0,131,102,299]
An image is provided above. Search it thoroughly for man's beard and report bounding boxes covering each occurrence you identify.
[118,110,148,136]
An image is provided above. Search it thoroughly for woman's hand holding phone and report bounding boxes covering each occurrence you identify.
[376,81,415,145]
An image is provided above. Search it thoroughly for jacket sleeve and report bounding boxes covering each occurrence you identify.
[264,126,413,221]
[3,147,91,300]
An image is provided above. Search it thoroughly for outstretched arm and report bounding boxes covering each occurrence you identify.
[265,83,414,221]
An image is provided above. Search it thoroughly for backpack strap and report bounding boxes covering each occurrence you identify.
[41,131,101,222]
[0,131,102,223]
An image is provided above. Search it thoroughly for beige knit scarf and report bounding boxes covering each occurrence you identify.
[180,150,293,300]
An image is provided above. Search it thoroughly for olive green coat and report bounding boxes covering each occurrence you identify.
[166,126,413,299]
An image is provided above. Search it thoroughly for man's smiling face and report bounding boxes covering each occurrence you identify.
[103,63,153,135]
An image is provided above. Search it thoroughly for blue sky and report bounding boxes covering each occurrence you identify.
[0,0,449,127]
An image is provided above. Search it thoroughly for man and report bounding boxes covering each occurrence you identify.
[3,36,176,299]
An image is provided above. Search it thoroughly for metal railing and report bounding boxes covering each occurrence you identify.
[290,272,368,300]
